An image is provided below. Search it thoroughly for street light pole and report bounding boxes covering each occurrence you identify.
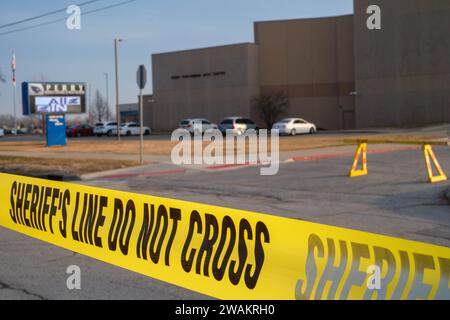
[114,38,122,141]
[103,72,109,113]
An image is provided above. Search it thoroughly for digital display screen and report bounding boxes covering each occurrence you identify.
[35,96,82,113]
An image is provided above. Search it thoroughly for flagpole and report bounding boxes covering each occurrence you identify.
[13,83,16,130]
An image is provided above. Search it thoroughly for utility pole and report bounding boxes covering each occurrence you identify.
[114,38,123,141]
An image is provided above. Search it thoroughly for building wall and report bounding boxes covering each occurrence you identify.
[149,43,259,131]
[142,95,154,130]
[119,103,139,123]
[255,15,355,130]
[354,0,450,128]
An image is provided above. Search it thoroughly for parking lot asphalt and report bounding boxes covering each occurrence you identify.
[1,143,449,299]
[83,146,450,247]
[0,133,173,142]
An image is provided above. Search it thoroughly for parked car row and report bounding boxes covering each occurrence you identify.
[0,127,35,136]
[5,118,313,138]
[178,117,316,136]
[178,117,258,135]
[93,121,151,137]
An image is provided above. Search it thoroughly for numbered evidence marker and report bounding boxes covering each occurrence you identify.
[66,5,81,30]
[66,265,81,290]
[366,5,381,30]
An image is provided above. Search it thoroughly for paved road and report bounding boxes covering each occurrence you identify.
[1,143,449,299]
[84,146,450,247]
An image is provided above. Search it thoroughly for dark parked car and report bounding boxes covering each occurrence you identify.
[66,124,94,137]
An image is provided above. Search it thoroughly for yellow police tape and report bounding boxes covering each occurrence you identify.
[0,173,449,300]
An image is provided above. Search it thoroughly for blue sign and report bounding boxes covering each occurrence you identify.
[46,114,67,147]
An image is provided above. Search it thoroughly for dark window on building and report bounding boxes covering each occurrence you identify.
[181,74,202,79]
[220,119,233,125]
[174,72,226,80]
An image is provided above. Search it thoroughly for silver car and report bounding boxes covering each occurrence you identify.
[272,118,316,136]
[179,118,218,135]
[119,122,151,136]
[218,117,258,135]
[94,121,119,137]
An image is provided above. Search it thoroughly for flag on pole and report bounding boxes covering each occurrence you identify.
[11,52,16,87]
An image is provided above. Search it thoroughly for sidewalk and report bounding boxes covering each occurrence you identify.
[0,150,170,163]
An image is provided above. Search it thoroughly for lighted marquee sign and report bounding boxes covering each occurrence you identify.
[35,96,81,113]
[22,82,86,115]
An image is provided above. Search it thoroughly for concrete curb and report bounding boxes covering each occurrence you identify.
[80,163,160,180]
[97,168,187,180]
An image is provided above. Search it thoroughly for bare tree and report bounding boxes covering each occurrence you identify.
[251,91,290,129]
[91,89,111,122]
[0,68,5,83]
[0,67,6,96]
[0,114,43,131]
[0,114,14,129]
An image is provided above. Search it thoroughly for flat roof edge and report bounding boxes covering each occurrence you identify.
[254,13,354,25]
[152,42,258,56]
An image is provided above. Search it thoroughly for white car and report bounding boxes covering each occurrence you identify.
[272,118,316,136]
[0,128,4,137]
[179,118,218,135]
[119,122,151,136]
[94,121,119,137]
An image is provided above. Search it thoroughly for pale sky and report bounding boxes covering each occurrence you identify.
[0,0,354,117]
